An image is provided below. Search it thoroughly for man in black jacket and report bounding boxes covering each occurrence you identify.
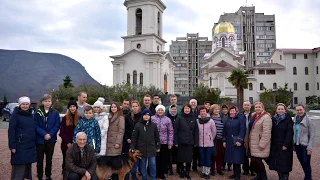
[65,132,98,180]
[131,109,160,180]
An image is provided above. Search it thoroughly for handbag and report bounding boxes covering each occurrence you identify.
[232,135,239,146]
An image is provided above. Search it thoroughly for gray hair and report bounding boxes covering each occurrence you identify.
[189,99,197,103]
[76,132,87,139]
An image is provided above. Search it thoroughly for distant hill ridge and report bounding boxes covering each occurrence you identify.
[0,49,100,102]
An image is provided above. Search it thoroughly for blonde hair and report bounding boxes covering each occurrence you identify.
[254,101,265,109]
[209,104,220,115]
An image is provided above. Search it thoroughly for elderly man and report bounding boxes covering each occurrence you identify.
[189,99,198,117]
[65,132,98,180]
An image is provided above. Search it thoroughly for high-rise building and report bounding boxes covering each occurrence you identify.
[170,33,212,96]
[214,6,276,68]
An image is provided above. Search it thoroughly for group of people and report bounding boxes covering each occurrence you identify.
[8,92,316,180]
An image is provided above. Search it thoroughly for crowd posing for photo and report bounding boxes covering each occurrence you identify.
[8,92,316,180]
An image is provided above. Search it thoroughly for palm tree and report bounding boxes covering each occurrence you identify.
[228,69,248,110]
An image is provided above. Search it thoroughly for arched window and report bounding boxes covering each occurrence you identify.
[305,67,309,75]
[260,83,264,91]
[273,82,277,89]
[294,83,298,91]
[126,73,130,84]
[140,73,143,85]
[317,66,319,74]
[293,67,297,75]
[157,12,161,36]
[317,82,319,90]
[133,70,137,84]
[222,37,226,47]
[209,77,212,87]
[136,9,142,35]
[305,83,309,91]
[248,83,253,91]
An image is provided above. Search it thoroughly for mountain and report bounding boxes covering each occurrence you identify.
[0,49,100,102]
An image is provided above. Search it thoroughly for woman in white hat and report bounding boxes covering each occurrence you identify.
[151,104,174,180]
[93,97,109,156]
[8,96,37,180]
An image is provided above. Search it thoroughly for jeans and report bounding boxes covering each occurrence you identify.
[295,145,312,180]
[199,147,213,167]
[140,156,156,180]
[131,160,140,176]
[11,164,32,180]
[36,142,56,178]
[67,172,98,180]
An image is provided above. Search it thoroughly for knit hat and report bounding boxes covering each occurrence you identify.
[18,96,30,105]
[68,97,78,109]
[141,109,152,117]
[155,105,165,112]
[93,97,105,109]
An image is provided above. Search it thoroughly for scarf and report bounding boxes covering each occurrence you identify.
[250,111,269,129]
[296,113,306,124]
[274,113,287,121]
[198,117,210,124]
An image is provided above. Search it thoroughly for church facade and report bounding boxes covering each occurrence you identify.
[110,0,175,93]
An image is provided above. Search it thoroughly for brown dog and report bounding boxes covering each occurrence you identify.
[96,150,142,180]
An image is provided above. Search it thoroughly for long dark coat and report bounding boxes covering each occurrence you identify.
[8,107,37,165]
[223,113,246,164]
[268,114,293,172]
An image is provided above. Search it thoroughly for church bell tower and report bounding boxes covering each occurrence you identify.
[123,0,167,53]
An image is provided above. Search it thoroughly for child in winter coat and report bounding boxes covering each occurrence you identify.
[73,106,101,154]
[131,109,160,180]
[93,97,109,156]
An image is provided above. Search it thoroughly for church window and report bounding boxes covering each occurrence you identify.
[222,37,226,47]
[304,54,308,59]
[305,83,309,91]
[293,67,297,75]
[136,43,141,49]
[140,73,143,85]
[260,83,264,91]
[157,12,161,36]
[157,46,160,52]
[294,83,298,91]
[273,83,277,89]
[209,77,212,87]
[292,54,296,59]
[248,83,253,91]
[317,82,319,91]
[127,73,130,84]
[317,66,319,74]
[133,70,137,84]
[305,67,309,75]
[136,9,142,35]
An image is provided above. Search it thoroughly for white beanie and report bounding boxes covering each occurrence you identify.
[18,96,30,105]
[93,97,105,109]
[155,105,166,112]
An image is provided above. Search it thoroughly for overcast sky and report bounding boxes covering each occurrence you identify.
[1,0,319,85]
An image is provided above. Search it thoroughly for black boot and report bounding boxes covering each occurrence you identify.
[251,173,261,180]
[185,171,191,180]
[277,172,284,180]
[261,172,268,180]
[180,170,185,179]
[228,174,235,179]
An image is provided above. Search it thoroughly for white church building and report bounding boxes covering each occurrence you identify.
[110,0,175,93]
[201,22,320,106]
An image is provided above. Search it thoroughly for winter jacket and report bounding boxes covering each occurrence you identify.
[59,115,81,151]
[241,111,253,145]
[122,108,131,117]
[174,113,199,146]
[293,114,316,151]
[131,120,161,157]
[223,113,246,164]
[249,113,272,158]
[166,111,178,130]
[64,144,96,179]
[8,107,37,165]
[95,112,109,156]
[269,114,293,173]
[123,112,142,154]
[106,114,125,156]
[73,117,101,153]
[197,116,216,147]
[34,106,61,144]
[151,115,174,146]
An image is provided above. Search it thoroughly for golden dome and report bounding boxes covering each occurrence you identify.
[213,22,235,35]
